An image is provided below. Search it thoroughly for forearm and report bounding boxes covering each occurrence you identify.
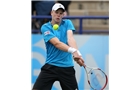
[55,42,70,52]
[49,37,76,53]
[67,30,82,56]
[55,41,78,54]
[68,37,85,67]
[68,37,78,49]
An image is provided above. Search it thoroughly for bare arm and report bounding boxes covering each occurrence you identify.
[49,30,78,53]
[67,30,85,66]
[49,37,70,52]
[67,30,78,49]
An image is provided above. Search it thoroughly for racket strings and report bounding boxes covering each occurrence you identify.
[89,69,106,89]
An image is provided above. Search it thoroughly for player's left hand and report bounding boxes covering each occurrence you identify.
[74,57,85,67]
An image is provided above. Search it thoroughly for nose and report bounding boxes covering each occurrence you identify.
[57,13,61,17]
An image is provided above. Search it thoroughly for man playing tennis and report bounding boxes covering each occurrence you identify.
[32,3,85,90]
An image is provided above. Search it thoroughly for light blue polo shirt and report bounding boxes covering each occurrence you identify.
[41,19,75,67]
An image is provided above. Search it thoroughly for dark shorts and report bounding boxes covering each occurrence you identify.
[32,63,78,90]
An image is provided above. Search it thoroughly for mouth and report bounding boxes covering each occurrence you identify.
[56,18,60,20]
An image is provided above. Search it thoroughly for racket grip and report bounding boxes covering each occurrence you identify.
[82,64,86,67]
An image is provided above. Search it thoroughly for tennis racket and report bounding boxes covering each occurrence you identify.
[83,65,108,90]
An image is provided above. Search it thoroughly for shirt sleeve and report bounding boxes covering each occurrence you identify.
[67,19,75,32]
[41,24,55,42]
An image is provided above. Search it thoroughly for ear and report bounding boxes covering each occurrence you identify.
[63,12,67,16]
[51,11,53,16]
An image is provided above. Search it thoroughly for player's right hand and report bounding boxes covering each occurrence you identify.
[72,51,85,66]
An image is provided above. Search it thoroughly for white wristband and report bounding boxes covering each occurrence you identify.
[68,47,77,53]
[77,50,82,56]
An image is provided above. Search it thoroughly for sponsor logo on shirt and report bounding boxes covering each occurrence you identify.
[44,31,50,35]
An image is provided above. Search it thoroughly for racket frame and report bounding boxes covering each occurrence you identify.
[83,65,108,90]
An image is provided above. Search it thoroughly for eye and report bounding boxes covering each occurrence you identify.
[55,11,58,14]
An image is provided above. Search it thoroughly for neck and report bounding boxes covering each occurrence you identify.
[51,20,61,25]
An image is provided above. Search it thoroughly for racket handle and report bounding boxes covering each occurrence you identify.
[82,64,86,68]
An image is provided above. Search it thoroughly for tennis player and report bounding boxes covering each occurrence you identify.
[32,3,84,90]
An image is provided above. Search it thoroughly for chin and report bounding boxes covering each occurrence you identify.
[55,20,61,23]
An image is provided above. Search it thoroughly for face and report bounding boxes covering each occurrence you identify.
[51,8,64,24]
